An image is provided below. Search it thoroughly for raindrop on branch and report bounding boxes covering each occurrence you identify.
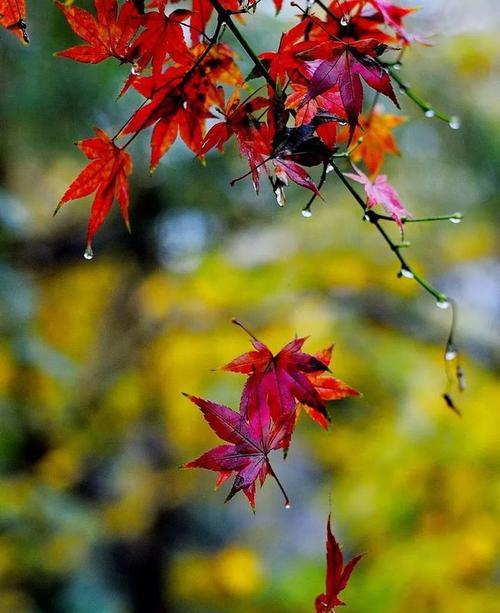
[83,246,94,261]
[436,299,450,310]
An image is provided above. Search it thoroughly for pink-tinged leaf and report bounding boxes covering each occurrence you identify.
[273,160,321,196]
[302,39,398,136]
[345,166,411,228]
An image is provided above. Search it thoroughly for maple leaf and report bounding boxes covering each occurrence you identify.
[55,0,140,64]
[369,0,419,44]
[126,7,192,75]
[182,394,293,510]
[344,165,411,228]
[223,320,330,428]
[301,346,361,429]
[348,105,407,176]
[302,39,399,136]
[0,0,28,43]
[315,514,363,612]
[56,128,133,252]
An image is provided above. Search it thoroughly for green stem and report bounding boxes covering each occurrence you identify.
[376,212,464,224]
[330,162,448,303]
[388,67,452,123]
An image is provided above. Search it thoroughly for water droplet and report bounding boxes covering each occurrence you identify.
[337,120,347,126]
[449,213,463,224]
[340,15,350,26]
[449,116,461,130]
[400,267,414,279]
[326,163,334,173]
[445,350,458,361]
[275,186,286,207]
[424,109,435,118]
[285,503,291,509]
[399,87,407,94]
[83,246,94,260]
[363,214,370,221]
[301,208,313,218]
[393,62,402,71]
[436,299,450,310]
[131,62,141,76]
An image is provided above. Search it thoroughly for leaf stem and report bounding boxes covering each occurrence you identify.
[329,161,448,302]
[267,461,290,508]
[387,66,453,123]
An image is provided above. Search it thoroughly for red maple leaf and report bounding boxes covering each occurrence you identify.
[301,346,361,429]
[302,39,398,136]
[0,0,28,43]
[126,7,192,75]
[55,0,140,64]
[56,128,132,253]
[182,394,293,510]
[315,514,363,612]
[223,320,330,427]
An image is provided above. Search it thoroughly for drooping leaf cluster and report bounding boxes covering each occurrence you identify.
[43,0,421,253]
[183,320,359,510]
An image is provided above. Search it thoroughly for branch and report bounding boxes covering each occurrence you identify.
[207,0,277,90]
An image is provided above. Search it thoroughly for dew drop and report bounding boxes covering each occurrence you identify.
[449,116,461,130]
[285,503,291,509]
[399,87,407,94]
[449,213,463,224]
[340,15,350,26]
[424,109,435,118]
[275,186,286,207]
[83,246,94,261]
[400,267,414,279]
[363,213,370,221]
[436,299,450,310]
[326,163,334,173]
[393,62,402,71]
[337,120,348,127]
[301,208,313,218]
[131,62,141,76]
[445,350,458,361]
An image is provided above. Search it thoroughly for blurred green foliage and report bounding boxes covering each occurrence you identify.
[0,2,499,612]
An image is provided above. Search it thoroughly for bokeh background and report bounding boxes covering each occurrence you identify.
[1,1,499,612]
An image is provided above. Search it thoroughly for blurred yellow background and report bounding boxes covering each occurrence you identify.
[0,1,499,612]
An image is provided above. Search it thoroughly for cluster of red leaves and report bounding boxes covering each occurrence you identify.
[51,0,416,252]
[183,320,359,510]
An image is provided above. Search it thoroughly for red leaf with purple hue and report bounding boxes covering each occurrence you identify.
[315,514,364,612]
[182,394,293,510]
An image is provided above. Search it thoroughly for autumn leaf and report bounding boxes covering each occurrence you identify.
[302,39,399,136]
[348,105,407,176]
[223,320,329,427]
[344,165,411,228]
[0,0,28,43]
[56,128,132,253]
[301,346,361,429]
[315,514,363,612]
[55,0,140,64]
[126,7,192,75]
[182,394,293,510]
